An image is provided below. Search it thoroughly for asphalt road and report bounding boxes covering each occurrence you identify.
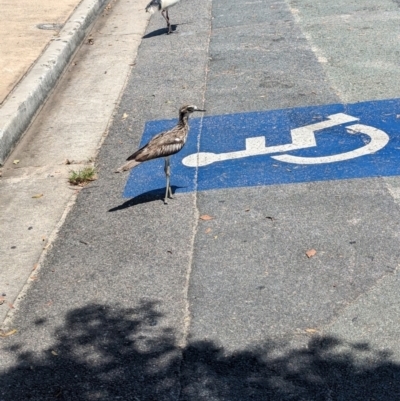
[2,0,400,400]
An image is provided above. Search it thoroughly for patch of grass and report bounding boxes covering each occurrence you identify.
[68,166,97,186]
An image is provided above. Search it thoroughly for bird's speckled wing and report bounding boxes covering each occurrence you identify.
[126,125,188,162]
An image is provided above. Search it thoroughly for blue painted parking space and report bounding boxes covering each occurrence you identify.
[123,98,400,198]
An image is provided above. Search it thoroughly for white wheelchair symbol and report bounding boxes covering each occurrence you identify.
[182,113,389,167]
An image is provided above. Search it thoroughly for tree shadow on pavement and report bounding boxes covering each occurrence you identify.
[1,300,400,400]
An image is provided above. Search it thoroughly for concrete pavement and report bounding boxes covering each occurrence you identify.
[0,0,81,105]
[0,0,111,164]
[2,0,400,399]
[0,0,150,323]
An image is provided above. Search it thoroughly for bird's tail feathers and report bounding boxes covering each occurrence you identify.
[115,159,141,173]
[145,5,155,13]
[145,0,159,13]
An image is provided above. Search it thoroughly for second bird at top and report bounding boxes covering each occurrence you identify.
[145,0,181,35]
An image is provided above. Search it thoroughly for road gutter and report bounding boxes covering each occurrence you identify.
[0,0,110,165]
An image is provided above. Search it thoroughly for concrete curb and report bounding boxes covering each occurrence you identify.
[0,0,110,165]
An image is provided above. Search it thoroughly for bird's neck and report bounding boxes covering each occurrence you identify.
[178,112,190,128]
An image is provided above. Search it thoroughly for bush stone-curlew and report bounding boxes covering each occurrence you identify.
[115,105,205,204]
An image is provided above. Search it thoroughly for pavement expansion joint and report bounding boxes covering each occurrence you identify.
[178,0,213,351]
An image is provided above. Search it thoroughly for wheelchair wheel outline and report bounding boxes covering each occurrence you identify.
[271,124,389,165]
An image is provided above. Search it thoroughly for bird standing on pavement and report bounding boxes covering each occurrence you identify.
[145,0,181,34]
[115,105,205,204]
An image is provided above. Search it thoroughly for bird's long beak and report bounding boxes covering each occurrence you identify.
[195,109,206,112]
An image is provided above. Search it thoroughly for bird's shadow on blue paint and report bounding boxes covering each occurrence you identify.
[108,185,183,211]
[142,25,178,38]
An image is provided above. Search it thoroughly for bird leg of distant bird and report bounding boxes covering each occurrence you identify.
[164,157,173,204]
[161,9,172,34]
[166,10,172,34]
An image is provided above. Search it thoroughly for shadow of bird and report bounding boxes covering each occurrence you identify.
[108,186,185,211]
[115,105,205,204]
[146,0,181,35]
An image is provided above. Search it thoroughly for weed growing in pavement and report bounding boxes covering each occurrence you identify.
[68,166,97,186]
